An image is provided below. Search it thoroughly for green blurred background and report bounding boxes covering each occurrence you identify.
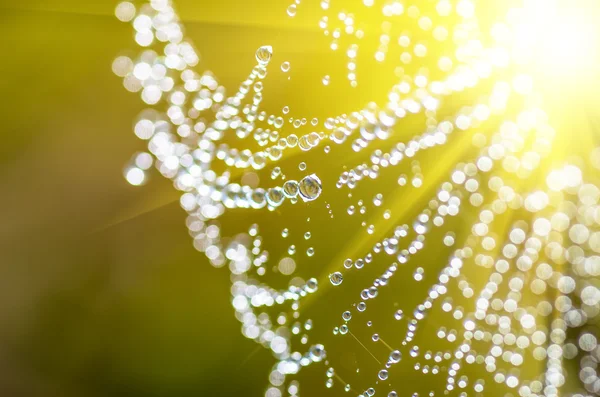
[0,1,295,395]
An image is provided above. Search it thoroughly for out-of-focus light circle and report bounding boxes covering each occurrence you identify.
[115,2,136,22]
[125,167,146,186]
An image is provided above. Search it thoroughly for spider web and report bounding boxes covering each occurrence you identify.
[112,1,600,396]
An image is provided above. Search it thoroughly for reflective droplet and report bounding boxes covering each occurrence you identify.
[255,45,273,64]
[271,166,282,179]
[281,61,290,72]
[306,278,318,292]
[299,174,322,202]
[394,309,404,320]
[389,350,402,363]
[287,4,297,17]
[309,343,325,362]
[283,180,299,198]
[266,187,285,206]
[378,369,389,380]
[330,272,343,286]
[287,134,299,147]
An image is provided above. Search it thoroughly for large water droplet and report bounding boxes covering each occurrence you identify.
[255,45,273,64]
[298,174,322,202]
[266,187,285,207]
[283,180,299,198]
[389,350,402,363]
[329,272,343,286]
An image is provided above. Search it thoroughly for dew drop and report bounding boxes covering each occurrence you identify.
[287,4,297,17]
[298,174,323,202]
[378,369,389,380]
[329,272,343,286]
[283,180,300,198]
[271,166,281,179]
[255,45,273,64]
[389,350,402,363]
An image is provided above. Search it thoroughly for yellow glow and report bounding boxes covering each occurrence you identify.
[511,0,599,77]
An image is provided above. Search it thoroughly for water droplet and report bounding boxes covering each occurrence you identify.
[298,174,322,202]
[287,4,297,17]
[281,61,290,72]
[271,166,281,179]
[255,45,273,64]
[283,180,299,198]
[329,272,343,286]
[373,193,383,206]
[322,75,330,85]
[309,343,325,362]
[378,369,389,380]
[287,134,298,147]
[306,278,318,292]
[389,350,402,363]
[266,187,285,207]
[299,162,307,171]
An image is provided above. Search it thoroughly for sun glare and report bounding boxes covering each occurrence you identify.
[511,0,599,78]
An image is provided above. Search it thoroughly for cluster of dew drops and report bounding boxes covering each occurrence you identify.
[112,1,600,397]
